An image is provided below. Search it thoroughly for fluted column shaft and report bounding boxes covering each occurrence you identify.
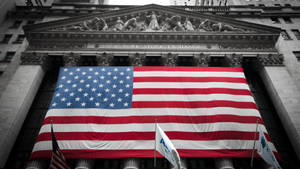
[26,160,47,169]
[123,158,140,169]
[75,159,95,169]
[214,158,234,169]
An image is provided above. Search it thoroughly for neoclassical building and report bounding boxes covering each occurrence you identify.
[1,1,300,169]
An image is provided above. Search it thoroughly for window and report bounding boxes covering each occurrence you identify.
[293,51,300,61]
[292,29,300,40]
[283,17,292,24]
[13,35,25,44]
[270,17,280,24]
[10,20,22,28]
[281,30,292,40]
[1,34,12,43]
[1,51,15,62]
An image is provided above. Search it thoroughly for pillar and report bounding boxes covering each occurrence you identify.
[75,159,95,169]
[0,52,48,168]
[214,158,234,169]
[123,158,140,169]
[25,160,47,169]
[96,52,113,66]
[259,65,300,161]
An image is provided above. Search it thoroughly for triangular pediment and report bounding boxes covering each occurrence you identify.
[24,4,280,34]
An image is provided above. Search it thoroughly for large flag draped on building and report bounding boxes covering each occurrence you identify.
[31,66,279,159]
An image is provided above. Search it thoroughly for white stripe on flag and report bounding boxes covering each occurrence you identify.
[39,123,268,134]
[45,108,261,118]
[134,71,245,78]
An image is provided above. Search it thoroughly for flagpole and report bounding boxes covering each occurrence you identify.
[251,118,259,168]
[154,117,157,168]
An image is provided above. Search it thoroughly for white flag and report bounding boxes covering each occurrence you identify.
[257,127,281,169]
[155,124,181,169]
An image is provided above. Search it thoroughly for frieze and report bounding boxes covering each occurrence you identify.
[48,11,251,33]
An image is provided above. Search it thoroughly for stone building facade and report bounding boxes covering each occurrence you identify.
[0,1,300,169]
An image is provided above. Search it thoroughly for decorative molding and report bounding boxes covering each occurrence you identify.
[21,52,50,70]
[258,54,284,66]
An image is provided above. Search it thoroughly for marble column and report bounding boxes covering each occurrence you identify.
[25,160,47,169]
[259,65,300,161]
[214,158,234,169]
[0,53,48,168]
[123,158,140,169]
[75,159,95,169]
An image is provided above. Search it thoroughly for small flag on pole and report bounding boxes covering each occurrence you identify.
[49,124,70,169]
[257,127,281,169]
[155,123,181,169]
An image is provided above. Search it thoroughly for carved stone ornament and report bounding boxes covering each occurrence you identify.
[229,53,242,67]
[63,53,81,67]
[131,53,145,66]
[21,52,50,70]
[96,53,113,66]
[48,11,251,33]
[197,53,209,66]
[164,53,177,66]
[258,54,284,66]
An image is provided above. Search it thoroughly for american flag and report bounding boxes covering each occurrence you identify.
[31,66,278,159]
[49,124,70,169]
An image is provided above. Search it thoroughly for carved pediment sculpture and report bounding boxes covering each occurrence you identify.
[48,10,251,33]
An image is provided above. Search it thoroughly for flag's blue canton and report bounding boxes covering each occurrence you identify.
[50,67,133,109]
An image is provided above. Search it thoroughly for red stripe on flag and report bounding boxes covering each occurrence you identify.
[43,115,263,125]
[132,101,258,109]
[30,149,280,160]
[134,77,247,83]
[134,66,244,72]
[133,88,252,95]
[36,131,271,142]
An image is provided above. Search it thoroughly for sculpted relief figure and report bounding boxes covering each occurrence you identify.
[113,17,124,31]
[123,17,138,31]
[83,17,108,31]
[211,22,244,32]
[147,11,161,30]
[198,19,212,32]
[184,18,194,31]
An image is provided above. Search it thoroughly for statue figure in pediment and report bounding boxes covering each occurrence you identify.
[212,22,243,32]
[173,16,185,31]
[147,11,161,30]
[83,17,108,31]
[113,17,124,31]
[123,17,138,31]
[198,19,212,32]
[184,18,194,31]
